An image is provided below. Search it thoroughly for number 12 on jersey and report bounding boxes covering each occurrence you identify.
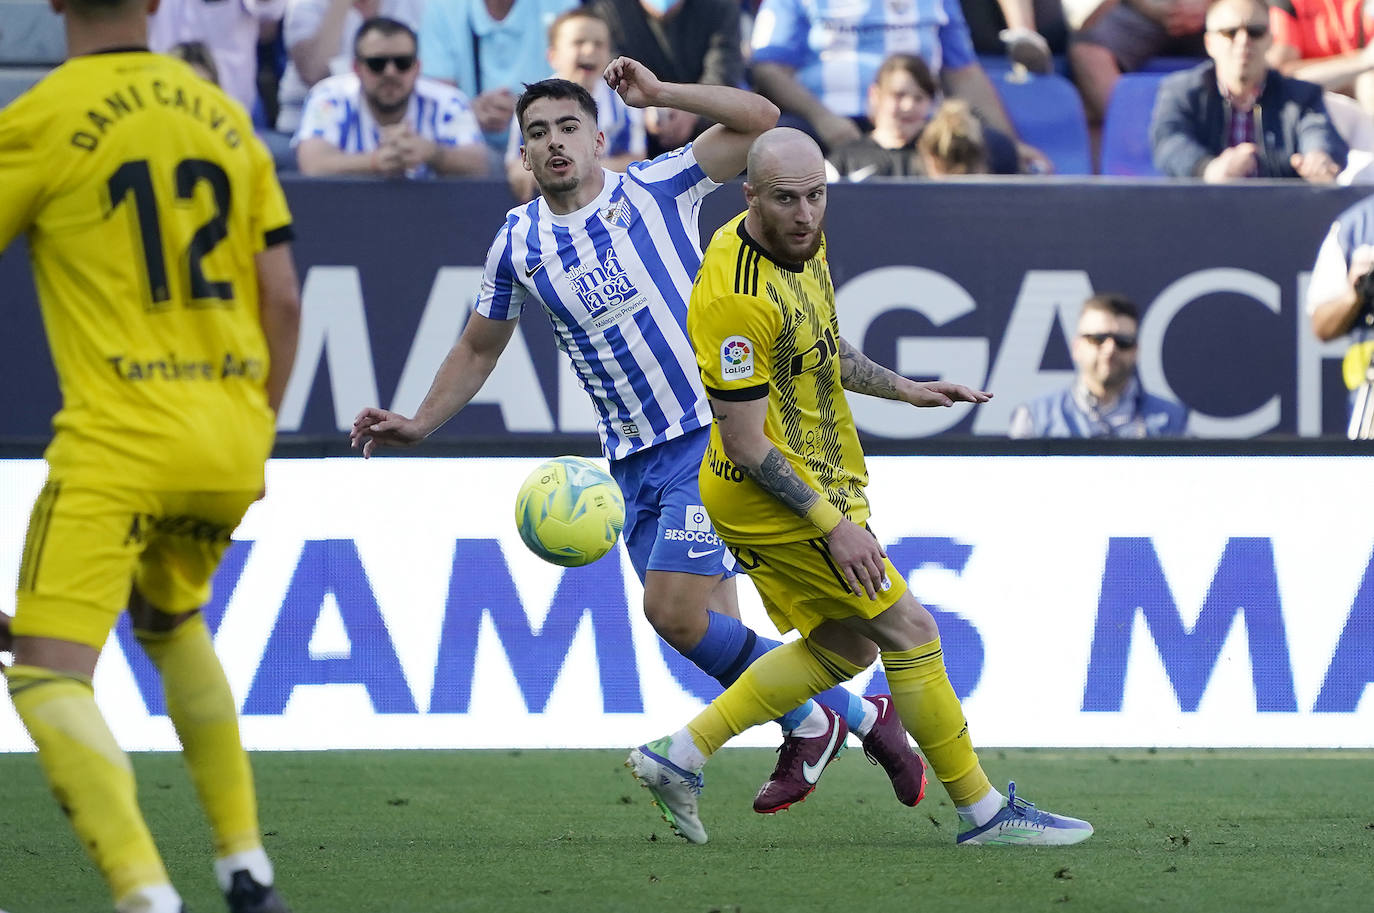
[106,157,234,310]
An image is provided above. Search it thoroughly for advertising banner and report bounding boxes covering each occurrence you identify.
[1,456,1369,751]
[2,180,1370,448]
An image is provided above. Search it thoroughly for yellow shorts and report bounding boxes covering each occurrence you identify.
[12,480,258,649]
[728,535,909,637]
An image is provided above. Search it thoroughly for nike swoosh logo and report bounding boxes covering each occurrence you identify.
[801,720,842,784]
[687,547,719,558]
[524,256,553,279]
[848,164,879,182]
[872,696,890,719]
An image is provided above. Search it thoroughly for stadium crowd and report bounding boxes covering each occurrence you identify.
[6,0,1374,180]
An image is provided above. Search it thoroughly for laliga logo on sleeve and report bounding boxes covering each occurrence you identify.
[721,336,754,379]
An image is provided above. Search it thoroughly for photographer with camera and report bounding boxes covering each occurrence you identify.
[1307,194,1374,438]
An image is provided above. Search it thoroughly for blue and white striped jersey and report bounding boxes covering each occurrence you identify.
[477,145,720,460]
[292,73,482,178]
[750,0,977,118]
[505,78,647,164]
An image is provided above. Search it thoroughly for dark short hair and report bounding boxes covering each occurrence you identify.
[62,0,141,18]
[547,8,610,48]
[515,78,599,133]
[873,53,938,100]
[1081,292,1140,322]
[354,17,418,58]
[169,41,219,84]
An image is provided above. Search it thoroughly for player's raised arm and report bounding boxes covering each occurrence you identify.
[603,56,778,183]
[350,312,519,457]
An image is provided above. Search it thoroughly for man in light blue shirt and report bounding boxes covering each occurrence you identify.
[1009,293,1189,438]
[419,0,578,152]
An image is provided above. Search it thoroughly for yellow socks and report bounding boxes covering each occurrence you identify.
[136,613,263,858]
[5,664,170,903]
[881,638,993,806]
[687,638,864,756]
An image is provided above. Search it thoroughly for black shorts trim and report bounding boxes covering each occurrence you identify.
[805,536,851,592]
[19,481,61,592]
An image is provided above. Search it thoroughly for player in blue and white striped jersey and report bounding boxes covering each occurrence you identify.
[293,17,489,178]
[352,58,926,812]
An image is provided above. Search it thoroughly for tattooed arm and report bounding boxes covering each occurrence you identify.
[709,392,889,598]
[837,336,993,407]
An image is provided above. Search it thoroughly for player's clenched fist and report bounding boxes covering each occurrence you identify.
[603,57,663,109]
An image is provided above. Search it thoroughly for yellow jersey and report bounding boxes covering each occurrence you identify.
[0,50,293,491]
[688,213,870,545]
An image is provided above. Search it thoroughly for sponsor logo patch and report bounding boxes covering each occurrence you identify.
[720,336,754,380]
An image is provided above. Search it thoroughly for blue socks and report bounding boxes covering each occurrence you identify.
[683,611,868,734]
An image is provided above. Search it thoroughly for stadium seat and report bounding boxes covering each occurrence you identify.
[1137,55,1205,74]
[1100,72,1167,176]
[0,0,65,65]
[977,53,1073,80]
[992,70,1092,175]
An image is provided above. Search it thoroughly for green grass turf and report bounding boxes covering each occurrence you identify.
[1,748,1371,913]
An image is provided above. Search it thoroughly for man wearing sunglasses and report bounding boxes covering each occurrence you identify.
[1150,0,1347,181]
[294,17,491,177]
[1008,293,1188,438]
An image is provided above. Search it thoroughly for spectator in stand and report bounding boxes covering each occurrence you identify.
[169,39,221,83]
[588,0,743,156]
[748,0,1050,170]
[294,17,489,177]
[826,53,1020,178]
[149,0,286,115]
[419,0,578,153]
[1009,293,1188,438]
[1069,0,1207,133]
[506,9,646,201]
[917,99,990,173]
[1268,0,1374,115]
[276,0,425,135]
[962,0,1066,74]
[1150,0,1347,181]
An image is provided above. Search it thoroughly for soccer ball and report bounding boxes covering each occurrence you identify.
[514,456,625,567]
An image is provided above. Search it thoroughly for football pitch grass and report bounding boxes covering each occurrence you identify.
[2,748,1371,913]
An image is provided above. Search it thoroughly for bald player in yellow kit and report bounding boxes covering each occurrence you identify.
[0,0,300,909]
[629,127,1095,849]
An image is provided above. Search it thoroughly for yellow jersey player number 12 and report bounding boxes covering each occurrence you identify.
[0,5,300,911]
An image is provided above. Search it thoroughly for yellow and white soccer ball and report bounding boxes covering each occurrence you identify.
[514,456,626,567]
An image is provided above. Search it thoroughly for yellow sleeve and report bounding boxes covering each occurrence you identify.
[691,292,783,402]
[248,133,293,249]
[0,100,45,250]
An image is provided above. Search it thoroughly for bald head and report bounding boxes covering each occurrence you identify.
[746,127,825,184]
[742,127,828,265]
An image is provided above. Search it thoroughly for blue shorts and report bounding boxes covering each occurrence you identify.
[609,427,737,583]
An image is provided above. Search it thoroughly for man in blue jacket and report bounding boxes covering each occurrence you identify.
[1150,0,1346,181]
[1009,293,1188,438]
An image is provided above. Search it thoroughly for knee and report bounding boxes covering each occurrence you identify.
[642,597,703,650]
